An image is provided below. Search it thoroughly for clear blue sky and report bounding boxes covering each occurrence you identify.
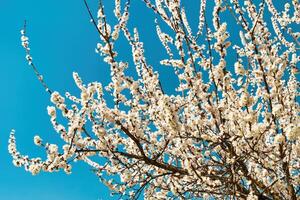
[0,1,291,200]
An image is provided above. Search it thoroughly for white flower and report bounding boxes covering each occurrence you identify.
[120,172,131,183]
[81,91,89,102]
[48,144,58,154]
[274,134,285,144]
[29,164,41,175]
[21,35,28,42]
[47,106,56,117]
[33,135,42,146]
[240,93,249,107]
[286,125,300,141]
[239,31,247,46]
[272,104,283,115]
[234,61,245,75]
[244,114,254,122]
[13,160,22,167]
[64,164,72,174]
[50,91,64,104]
[246,191,258,200]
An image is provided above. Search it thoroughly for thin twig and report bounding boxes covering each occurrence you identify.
[22,20,52,94]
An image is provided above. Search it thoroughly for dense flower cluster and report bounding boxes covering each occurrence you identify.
[10,0,299,199]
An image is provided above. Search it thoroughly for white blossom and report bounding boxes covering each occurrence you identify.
[33,135,42,146]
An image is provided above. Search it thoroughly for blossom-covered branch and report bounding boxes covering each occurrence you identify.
[10,0,299,199]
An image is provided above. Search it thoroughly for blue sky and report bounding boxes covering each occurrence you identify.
[0,0,293,200]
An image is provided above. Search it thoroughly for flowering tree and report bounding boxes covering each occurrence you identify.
[9,0,300,199]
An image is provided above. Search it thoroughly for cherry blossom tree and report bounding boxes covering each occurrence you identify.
[9,0,300,199]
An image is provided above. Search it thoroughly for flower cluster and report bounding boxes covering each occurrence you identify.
[10,0,299,199]
[20,29,32,65]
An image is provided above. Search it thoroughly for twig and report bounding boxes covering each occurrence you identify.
[22,20,52,94]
